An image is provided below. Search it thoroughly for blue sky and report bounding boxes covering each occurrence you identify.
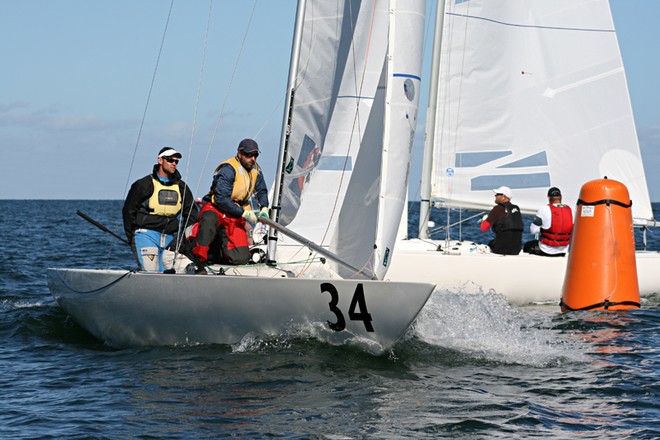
[2,1,659,201]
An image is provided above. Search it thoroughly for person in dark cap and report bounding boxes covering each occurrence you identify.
[190,138,269,271]
[479,186,524,255]
[523,186,573,256]
[122,147,198,272]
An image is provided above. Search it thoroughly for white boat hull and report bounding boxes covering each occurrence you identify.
[271,240,660,305]
[386,239,660,305]
[48,268,435,354]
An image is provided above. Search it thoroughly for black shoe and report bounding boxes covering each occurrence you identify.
[185,263,207,275]
[194,265,207,275]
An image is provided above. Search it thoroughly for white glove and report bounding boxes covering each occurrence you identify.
[242,209,258,224]
[258,207,269,219]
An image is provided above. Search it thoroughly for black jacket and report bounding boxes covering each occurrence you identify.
[490,201,523,255]
[122,164,198,242]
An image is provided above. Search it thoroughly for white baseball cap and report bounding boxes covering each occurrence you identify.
[492,186,513,199]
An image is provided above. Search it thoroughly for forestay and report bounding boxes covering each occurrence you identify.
[276,0,426,279]
[427,0,653,222]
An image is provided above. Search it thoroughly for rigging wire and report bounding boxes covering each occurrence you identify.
[163,0,258,258]
[109,0,175,264]
[195,0,259,196]
[174,0,215,254]
[122,0,175,199]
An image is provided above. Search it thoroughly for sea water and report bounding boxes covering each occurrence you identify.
[1,200,658,439]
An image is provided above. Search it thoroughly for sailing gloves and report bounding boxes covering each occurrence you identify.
[242,209,258,224]
[242,207,269,224]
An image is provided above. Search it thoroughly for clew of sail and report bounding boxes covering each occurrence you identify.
[428,0,654,223]
[277,0,426,279]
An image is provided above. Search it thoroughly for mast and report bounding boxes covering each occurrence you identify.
[267,0,307,264]
[418,0,446,239]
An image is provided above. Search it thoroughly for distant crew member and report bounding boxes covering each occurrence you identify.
[480,186,524,255]
[123,147,198,272]
[524,187,573,257]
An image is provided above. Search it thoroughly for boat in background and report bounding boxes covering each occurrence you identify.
[48,0,434,354]
[387,0,659,305]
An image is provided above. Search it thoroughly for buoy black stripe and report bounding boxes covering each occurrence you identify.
[560,299,641,311]
[577,198,632,208]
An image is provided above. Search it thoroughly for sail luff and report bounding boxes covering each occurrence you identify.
[372,0,426,279]
[418,0,446,239]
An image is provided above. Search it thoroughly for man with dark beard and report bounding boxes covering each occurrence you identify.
[191,139,269,271]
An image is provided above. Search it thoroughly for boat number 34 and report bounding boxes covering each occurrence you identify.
[321,282,374,332]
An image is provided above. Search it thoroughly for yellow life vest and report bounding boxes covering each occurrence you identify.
[212,157,259,210]
[147,177,182,216]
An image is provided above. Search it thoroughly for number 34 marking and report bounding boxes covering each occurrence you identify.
[321,282,374,332]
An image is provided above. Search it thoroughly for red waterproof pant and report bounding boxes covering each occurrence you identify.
[192,202,250,265]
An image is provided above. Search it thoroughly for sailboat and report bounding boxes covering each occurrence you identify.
[386,0,660,304]
[48,0,434,354]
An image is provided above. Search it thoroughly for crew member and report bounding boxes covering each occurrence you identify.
[480,186,524,255]
[524,186,573,256]
[123,147,198,272]
[191,138,269,270]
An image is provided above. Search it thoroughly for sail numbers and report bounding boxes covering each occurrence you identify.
[321,282,374,332]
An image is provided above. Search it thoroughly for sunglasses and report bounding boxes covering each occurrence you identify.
[243,152,259,159]
[163,156,179,164]
[495,193,503,197]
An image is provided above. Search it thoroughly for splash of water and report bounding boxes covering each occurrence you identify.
[413,289,587,366]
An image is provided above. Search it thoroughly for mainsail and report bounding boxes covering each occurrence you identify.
[274,0,426,279]
[425,0,653,223]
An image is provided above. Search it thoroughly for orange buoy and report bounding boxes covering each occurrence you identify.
[560,178,640,312]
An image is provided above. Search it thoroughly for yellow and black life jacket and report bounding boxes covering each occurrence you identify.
[147,177,182,216]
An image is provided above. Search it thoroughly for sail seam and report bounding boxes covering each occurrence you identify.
[446,12,616,33]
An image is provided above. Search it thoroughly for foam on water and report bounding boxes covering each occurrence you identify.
[413,289,588,366]
[231,321,387,355]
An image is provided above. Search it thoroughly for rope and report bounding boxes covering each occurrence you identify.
[55,270,133,294]
[560,298,640,311]
[577,198,633,209]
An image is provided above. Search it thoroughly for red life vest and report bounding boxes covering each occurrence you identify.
[541,204,573,247]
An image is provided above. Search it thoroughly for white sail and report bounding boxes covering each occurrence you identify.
[427,0,653,222]
[277,0,426,279]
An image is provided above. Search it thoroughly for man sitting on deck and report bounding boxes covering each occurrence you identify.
[523,186,573,257]
[480,186,524,255]
[191,139,269,271]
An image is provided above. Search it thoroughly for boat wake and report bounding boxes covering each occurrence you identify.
[230,321,386,355]
[412,289,588,367]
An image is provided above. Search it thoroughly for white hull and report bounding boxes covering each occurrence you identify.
[48,268,434,354]
[386,239,660,305]
[273,240,660,305]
